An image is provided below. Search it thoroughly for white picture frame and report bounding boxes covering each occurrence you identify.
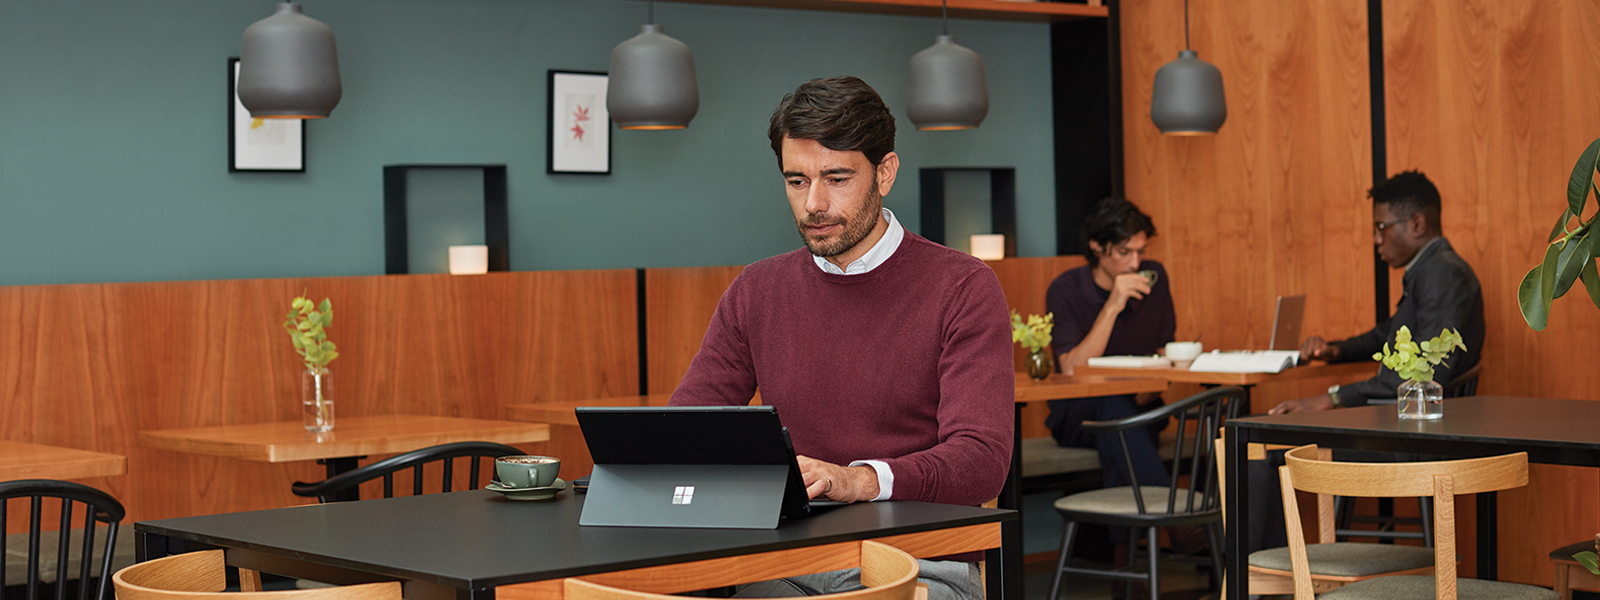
[547,71,611,175]
[229,57,305,172]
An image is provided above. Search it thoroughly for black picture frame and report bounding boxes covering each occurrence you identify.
[228,57,306,172]
[546,70,611,175]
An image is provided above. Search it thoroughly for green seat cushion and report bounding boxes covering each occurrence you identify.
[1319,575,1560,600]
[1053,486,1204,515]
[1249,543,1435,577]
[1020,438,1101,477]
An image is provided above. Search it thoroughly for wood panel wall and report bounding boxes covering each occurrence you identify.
[1122,0,1600,586]
[0,271,638,529]
[644,266,745,395]
[1381,0,1600,585]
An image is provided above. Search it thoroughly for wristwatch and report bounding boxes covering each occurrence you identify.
[1327,384,1344,408]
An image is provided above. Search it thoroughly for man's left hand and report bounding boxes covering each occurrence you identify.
[797,455,880,502]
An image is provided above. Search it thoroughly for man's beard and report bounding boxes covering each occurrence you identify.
[797,179,882,258]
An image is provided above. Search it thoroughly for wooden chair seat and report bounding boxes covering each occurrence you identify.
[1316,574,1558,600]
[1248,542,1434,577]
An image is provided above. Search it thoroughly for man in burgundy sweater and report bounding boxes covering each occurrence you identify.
[670,76,1014,600]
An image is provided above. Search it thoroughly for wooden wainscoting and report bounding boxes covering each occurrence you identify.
[0,270,638,529]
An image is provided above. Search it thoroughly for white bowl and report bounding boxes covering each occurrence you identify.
[1165,341,1203,362]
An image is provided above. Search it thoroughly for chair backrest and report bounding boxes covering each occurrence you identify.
[290,441,525,503]
[1082,386,1247,516]
[112,550,399,600]
[1278,444,1529,600]
[1441,363,1483,398]
[562,540,921,600]
[2,479,126,600]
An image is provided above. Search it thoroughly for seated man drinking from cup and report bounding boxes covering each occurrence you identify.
[1043,197,1174,492]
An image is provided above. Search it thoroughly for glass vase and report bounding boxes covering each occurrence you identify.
[1397,378,1443,420]
[1026,349,1054,380]
[302,366,335,432]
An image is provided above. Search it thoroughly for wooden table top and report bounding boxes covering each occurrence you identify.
[1077,360,1378,386]
[1012,372,1168,403]
[0,441,127,481]
[138,414,550,463]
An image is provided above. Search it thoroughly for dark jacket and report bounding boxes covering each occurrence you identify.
[1334,237,1485,406]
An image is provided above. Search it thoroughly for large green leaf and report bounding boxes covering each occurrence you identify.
[1553,228,1595,298]
[1569,138,1600,219]
[1577,551,1600,575]
[1550,208,1574,242]
[1582,254,1600,311]
[1518,243,1562,330]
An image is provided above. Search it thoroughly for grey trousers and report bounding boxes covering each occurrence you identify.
[735,560,982,600]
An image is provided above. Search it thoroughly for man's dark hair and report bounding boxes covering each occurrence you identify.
[767,76,896,169]
[1369,170,1442,233]
[1081,197,1156,267]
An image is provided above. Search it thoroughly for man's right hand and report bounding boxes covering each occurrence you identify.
[1268,394,1336,415]
[1103,273,1152,315]
[1300,336,1340,362]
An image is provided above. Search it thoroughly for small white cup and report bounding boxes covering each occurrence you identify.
[1165,341,1203,367]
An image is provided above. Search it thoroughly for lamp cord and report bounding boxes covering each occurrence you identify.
[1183,0,1190,49]
[941,0,948,36]
[648,0,654,25]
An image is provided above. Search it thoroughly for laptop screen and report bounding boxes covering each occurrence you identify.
[1269,295,1307,351]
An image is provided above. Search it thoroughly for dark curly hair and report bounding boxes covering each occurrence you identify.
[1082,197,1156,268]
[1369,170,1441,233]
[767,76,896,169]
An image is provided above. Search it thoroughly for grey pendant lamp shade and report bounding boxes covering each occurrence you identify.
[906,1,988,130]
[607,1,698,130]
[237,2,342,119]
[1150,0,1225,135]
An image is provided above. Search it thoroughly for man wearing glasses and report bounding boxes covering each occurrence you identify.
[1270,170,1485,414]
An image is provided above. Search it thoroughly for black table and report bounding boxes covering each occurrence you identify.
[1223,395,1600,600]
[136,490,1019,600]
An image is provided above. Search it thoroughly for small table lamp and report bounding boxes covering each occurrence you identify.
[448,245,489,275]
[970,234,1005,261]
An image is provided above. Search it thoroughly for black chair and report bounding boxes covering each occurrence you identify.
[1046,386,1246,600]
[1,479,125,600]
[291,441,524,503]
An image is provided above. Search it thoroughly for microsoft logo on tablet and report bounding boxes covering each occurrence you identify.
[672,486,695,505]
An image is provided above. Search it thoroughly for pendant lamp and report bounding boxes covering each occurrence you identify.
[607,0,698,130]
[237,2,341,119]
[1150,0,1225,135]
[906,0,988,130]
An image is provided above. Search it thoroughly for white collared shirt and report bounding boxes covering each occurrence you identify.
[807,207,901,501]
[812,208,904,275]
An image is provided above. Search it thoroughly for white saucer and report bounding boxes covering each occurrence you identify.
[486,479,566,501]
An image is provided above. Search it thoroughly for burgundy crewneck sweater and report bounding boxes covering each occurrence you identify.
[671,232,1014,506]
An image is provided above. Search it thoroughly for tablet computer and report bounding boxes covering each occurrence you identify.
[575,405,825,529]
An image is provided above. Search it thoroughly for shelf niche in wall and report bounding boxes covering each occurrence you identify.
[919,167,1017,258]
[383,164,510,275]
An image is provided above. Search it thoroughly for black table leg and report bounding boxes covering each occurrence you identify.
[319,456,363,502]
[1224,425,1250,600]
[986,516,1023,600]
[1477,491,1496,580]
[1001,405,1022,510]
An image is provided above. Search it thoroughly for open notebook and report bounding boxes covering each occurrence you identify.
[1187,350,1300,373]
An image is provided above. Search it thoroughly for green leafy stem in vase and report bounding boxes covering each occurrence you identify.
[1010,310,1054,355]
[1372,325,1464,383]
[284,293,340,372]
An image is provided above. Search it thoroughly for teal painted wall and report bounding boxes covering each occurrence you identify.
[0,0,1055,286]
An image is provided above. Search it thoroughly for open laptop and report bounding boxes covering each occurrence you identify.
[1269,295,1307,352]
[575,405,838,529]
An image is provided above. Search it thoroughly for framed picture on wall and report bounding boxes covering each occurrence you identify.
[547,70,610,175]
[228,57,305,172]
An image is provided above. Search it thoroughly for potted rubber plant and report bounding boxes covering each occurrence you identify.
[1517,137,1600,330]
